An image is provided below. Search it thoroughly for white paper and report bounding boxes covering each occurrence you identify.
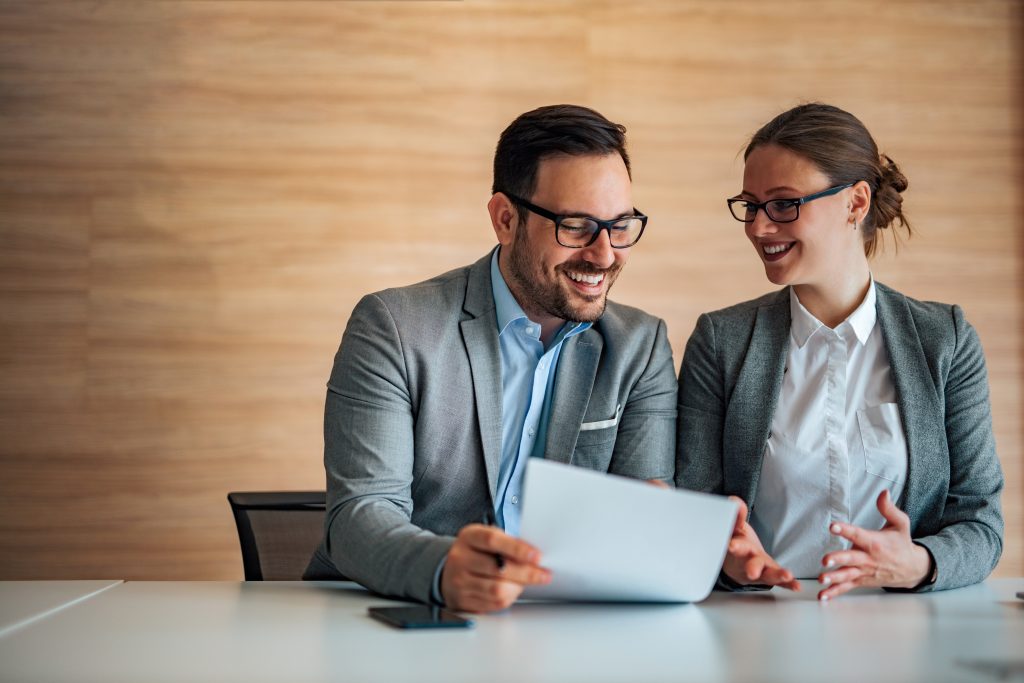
[519,459,737,603]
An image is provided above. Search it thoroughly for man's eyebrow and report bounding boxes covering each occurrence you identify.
[558,209,637,220]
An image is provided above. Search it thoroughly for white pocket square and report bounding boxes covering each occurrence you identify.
[579,404,622,431]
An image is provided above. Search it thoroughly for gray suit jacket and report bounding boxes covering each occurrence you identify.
[306,249,677,603]
[676,282,1003,591]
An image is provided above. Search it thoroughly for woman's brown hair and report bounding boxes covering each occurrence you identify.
[745,103,911,256]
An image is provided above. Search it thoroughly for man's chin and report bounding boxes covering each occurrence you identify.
[564,298,607,324]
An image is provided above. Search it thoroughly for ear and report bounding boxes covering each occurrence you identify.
[849,180,872,224]
[488,192,519,247]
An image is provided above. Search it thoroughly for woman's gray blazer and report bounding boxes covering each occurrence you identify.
[676,282,1003,591]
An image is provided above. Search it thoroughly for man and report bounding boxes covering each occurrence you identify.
[305,104,676,613]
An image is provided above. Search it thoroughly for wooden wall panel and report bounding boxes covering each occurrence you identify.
[0,0,1020,579]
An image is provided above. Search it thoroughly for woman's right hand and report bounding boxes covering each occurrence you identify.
[723,496,800,590]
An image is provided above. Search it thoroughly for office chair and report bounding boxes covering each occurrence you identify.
[227,491,326,581]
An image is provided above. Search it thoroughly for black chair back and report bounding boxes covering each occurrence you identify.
[227,491,326,581]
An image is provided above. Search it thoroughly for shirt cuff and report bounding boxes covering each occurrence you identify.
[913,542,938,589]
[430,555,448,605]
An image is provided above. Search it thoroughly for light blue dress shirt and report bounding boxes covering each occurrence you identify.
[489,248,591,536]
[430,249,591,603]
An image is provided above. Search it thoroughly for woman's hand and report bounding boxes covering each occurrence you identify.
[817,489,933,601]
[722,497,800,590]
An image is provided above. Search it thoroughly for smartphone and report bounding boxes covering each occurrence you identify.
[367,605,474,630]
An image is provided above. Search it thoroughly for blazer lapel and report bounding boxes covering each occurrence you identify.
[875,283,943,520]
[460,250,503,501]
[727,290,790,507]
[543,330,602,464]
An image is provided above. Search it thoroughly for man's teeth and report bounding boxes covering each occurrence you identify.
[568,271,604,285]
[763,243,792,255]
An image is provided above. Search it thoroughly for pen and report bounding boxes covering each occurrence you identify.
[481,511,506,570]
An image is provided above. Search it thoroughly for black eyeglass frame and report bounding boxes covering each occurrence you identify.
[501,191,648,249]
[727,182,855,223]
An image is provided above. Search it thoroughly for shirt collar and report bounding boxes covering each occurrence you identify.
[489,248,591,341]
[490,248,524,336]
[789,277,877,348]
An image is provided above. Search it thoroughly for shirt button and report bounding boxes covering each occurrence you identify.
[511,495,519,505]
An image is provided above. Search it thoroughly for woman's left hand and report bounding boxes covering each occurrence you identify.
[817,489,933,601]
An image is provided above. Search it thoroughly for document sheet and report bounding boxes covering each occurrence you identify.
[519,459,737,603]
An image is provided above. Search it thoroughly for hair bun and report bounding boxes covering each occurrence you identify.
[880,154,909,194]
[872,154,909,233]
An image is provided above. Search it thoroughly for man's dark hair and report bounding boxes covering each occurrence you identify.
[492,104,631,200]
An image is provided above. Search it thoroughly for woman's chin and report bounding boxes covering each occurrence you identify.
[763,266,792,287]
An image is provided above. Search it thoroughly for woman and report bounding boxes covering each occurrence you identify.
[677,103,1004,600]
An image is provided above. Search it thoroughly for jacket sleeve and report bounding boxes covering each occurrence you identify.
[607,318,678,483]
[322,293,453,604]
[676,313,726,494]
[677,313,771,592]
[910,305,1004,591]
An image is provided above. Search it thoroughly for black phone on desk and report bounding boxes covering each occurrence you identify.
[368,605,474,630]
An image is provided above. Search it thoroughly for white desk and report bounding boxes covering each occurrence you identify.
[0,580,122,638]
[0,579,1020,682]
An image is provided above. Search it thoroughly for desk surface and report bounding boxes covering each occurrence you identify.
[0,579,1021,683]
[0,580,122,638]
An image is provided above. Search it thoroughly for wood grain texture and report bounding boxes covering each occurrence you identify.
[0,0,1020,579]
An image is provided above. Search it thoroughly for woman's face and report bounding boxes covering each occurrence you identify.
[740,144,865,288]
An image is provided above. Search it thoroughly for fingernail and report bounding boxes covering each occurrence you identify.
[820,594,829,603]
[826,559,835,568]
[820,576,831,586]
[830,524,841,534]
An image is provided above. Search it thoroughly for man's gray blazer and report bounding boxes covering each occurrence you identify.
[676,282,1003,591]
[306,249,677,603]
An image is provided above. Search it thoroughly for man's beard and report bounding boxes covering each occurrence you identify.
[505,228,619,324]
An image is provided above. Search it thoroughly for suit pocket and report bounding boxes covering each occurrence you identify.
[572,405,620,470]
[857,403,907,484]
[579,404,621,432]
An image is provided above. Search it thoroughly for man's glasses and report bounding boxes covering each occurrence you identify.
[727,183,854,224]
[502,192,647,249]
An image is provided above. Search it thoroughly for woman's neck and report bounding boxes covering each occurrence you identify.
[792,267,872,329]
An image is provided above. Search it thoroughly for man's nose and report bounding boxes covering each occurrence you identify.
[579,228,616,269]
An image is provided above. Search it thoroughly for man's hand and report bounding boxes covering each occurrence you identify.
[441,524,551,613]
[817,490,932,601]
[722,496,800,591]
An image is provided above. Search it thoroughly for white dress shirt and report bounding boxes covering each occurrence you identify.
[751,279,909,578]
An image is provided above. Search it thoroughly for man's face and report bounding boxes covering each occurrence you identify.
[498,153,634,327]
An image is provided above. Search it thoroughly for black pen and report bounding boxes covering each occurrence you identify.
[481,511,506,570]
